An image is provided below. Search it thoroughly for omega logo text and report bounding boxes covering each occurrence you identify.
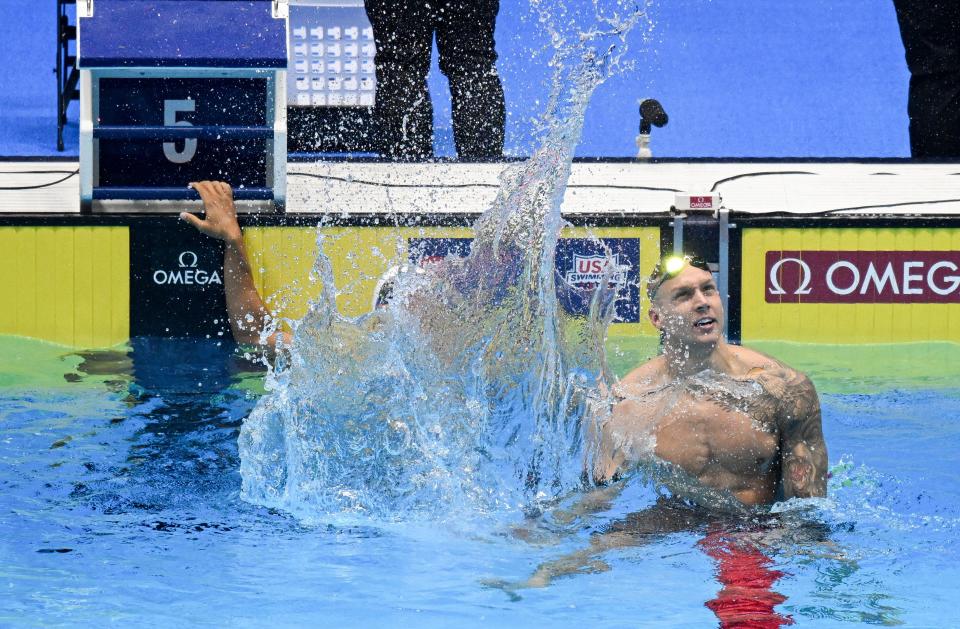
[765,251,960,303]
[153,250,223,286]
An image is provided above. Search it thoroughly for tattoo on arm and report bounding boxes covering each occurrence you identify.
[778,371,828,498]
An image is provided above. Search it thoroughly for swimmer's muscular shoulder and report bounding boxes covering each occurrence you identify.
[602,358,666,436]
[729,345,809,399]
[605,358,677,444]
[616,356,670,394]
[726,345,781,376]
[592,359,666,483]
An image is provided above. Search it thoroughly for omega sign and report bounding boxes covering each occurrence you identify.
[765,251,960,303]
[153,250,223,286]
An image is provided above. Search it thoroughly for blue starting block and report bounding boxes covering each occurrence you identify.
[78,0,289,212]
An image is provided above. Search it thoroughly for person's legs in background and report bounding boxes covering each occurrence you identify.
[435,0,505,159]
[893,0,960,158]
[365,0,435,158]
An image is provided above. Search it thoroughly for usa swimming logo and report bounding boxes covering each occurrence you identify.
[407,236,642,323]
[565,254,628,290]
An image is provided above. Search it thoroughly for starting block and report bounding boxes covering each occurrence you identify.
[78,0,289,212]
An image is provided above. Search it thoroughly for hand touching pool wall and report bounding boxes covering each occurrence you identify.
[180,181,290,351]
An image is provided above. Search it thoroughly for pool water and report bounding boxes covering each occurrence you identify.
[9,0,957,623]
[2,335,959,627]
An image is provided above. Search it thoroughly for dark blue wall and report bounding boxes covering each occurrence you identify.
[1,0,911,158]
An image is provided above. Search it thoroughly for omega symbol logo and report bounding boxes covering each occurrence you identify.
[768,257,812,295]
[178,251,199,268]
[153,250,222,286]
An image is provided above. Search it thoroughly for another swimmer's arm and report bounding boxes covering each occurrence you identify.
[778,372,828,498]
[526,396,624,526]
[586,385,638,485]
[181,181,290,349]
[549,482,624,526]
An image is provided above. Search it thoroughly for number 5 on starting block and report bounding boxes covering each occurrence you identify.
[163,99,198,164]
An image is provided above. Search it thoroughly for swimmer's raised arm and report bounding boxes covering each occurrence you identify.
[583,381,630,485]
[180,181,291,351]
[776,371,828,499]
[587,367,664,485]
[590,415,628,485]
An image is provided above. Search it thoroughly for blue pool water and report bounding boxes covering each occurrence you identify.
[3,3,957,625]
[2,337,959,627]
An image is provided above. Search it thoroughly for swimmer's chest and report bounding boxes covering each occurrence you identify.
[653,393,781,476]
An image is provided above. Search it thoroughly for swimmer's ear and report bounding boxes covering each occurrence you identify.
[648,307,663,330]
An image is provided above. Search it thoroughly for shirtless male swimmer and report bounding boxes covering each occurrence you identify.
[592,254,828,506]
[510,255,830,590]
[183,182,829,603]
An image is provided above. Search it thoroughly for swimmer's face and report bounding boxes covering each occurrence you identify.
[649,265,724,346]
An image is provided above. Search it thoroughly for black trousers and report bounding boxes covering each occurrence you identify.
[893,0,960,158]
[364,0,505,159]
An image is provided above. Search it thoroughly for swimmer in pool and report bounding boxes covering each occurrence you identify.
[183,184,827,502]
[591,254,828,506]
[182,180,399,354]
[506,255,829,590]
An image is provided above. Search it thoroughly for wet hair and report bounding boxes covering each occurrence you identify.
[374,279,395,309]
[372,265,400,310]
[646,254,712,302]
[371,264,427,310]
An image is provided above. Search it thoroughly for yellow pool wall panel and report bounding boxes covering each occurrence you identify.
[244,225,661,336]
[741,227,960,343]
[0,223,658,347]
[0,226,129,348]
[243,225,475,324]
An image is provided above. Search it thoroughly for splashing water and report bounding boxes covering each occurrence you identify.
[239,2,651,523]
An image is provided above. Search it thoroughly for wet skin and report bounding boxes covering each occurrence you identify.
[509,266,829,587]
[592,265,828,506]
